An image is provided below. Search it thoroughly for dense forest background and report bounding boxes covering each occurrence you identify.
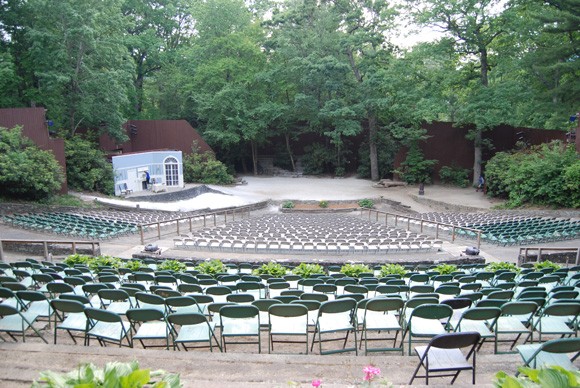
[0,0,577,184]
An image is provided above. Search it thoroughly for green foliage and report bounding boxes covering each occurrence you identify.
[485,142,579,208]
[379,264,407,277]
[42,194,94,207]
[358,199,374,209]
[157,260,187,273]
[485,262,520,273]
[32,360,182,388]
[433,263,458,275]
[195,260,226,278]
[439,165,470,187]
[340,263,372,278]
[533,260,561,272]
[302,143,336,175]
[124,260,145,272]
[292,263,325,279]
[394,143,438,184]
[282,201,295,209]
[0,127,64,200]
[318,200,329,208]
[253,262,288,277]
[495,366,580,388]
[183,151,234,185]
[65,136,114,195]
[88,256,123,272]
[63,254,92,267]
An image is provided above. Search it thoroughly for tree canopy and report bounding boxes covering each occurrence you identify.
[0,0,576,181]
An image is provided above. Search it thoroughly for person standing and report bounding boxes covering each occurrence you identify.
[476,175,485,192]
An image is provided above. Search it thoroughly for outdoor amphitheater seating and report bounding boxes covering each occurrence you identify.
[517,337,580,372]
[403,304,453,356]
[311,298,358,355]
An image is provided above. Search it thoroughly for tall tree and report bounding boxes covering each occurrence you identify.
[407,0,509,184]
[24,0,134,142]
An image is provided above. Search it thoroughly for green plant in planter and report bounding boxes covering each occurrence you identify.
[89,255,123,272]
[195,259,226,277]
[63,254,92,267]
[282,201,295,209]
[253,262,288,277]
[32,360,181,387]
[495,365,580,388]
[293,263,325,278]
[340,263,372,278]
[358,198,374,209]
[485,262,520,273]
[379,264,407,277]
[433,263,458,275]
[533,260,561,272]
[124,260,145,271]
[319,200,329,208]
[157,259,186,273]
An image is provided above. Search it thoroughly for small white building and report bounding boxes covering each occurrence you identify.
[112,150,184,196]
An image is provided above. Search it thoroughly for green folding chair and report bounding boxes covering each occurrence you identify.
[268,303,309,354]
[0,304,47,343]
[360,298,404,355]
[50,299,87,345]
[310,298,357,355]
[403,304,453,356]
[84,307,131,347]
[517,337,580,373]
[167,312,221,352]
[126,308,169,349]
[220,305,261,353]
[452,306,501,354]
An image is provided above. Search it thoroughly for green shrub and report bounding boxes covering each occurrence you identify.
[32,360,181,388]
[533,260,561,272]
[379,264,407,277]
[318,200,329,208]
[63,254,92,267]
[157,259,187,273]
[123,260,144,271]
[485,261,520,273]
[253,262,288,277]
[302,143,335,175]
[358,199,374,209]
[495,365,580,388]
[335,166,345,177]
[393,143,437,184]
[195,260,226,277]
[439,165,470,187]
[65,136,114,195]
[486,141,579,208]
[292,263,325,278]
[282,201,295,209]
[88,255,123,272]
[432,263,458,275]
[0,126,64,200]
[340,263,372,278]
[184,151,234,185]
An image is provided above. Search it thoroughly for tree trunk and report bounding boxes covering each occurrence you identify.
[285,133,296,172]
[368,113,379,181]
[251,141,258,175]
[473,128,482,186]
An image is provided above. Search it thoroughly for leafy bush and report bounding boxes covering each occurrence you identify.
[439,165,470,187]
[495,365,580,388]
[184,151,234,185]
[88,256,123,272]
[63,254,92,267]
[32,360,181,388]
[65,136,114,195]
[433,263,458,275]
[282,201,295,209]
[379,264,407,277]
[253,262,288,277]
[302,143,335,175]
[124,260,145,271]
[394,143,437,184]
[195,260,226,277]
[157,259,187,273]
[357,132,398,180]
[358,199,374,209]
[335,166,345,177]
[486,141,579,208]
[340,263,372,278]
[292,263,325,278]
[318,200,329,208]
[0,126,64,200]
[533,260,561,272]
[484,262,520,273]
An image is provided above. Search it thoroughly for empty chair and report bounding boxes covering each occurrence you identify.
[167,312,221,352]
[97,289,132,315]
[220,305,261,353]
[205,286,232,303]
[165,296,200,315]
[84,308,131,347]
[126,308,170,349]
[310,298,358,355]
[50,299,87,345]
[496,301,538,353]
[451,307,501,354]
[268,304,309,354]
[409,332,481,385]
[0,304,47,344]
[403,304,453,356]
[360,298,404,355]
[268,282,291,298]
[517,337,580,372]
[529,303,580,343]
